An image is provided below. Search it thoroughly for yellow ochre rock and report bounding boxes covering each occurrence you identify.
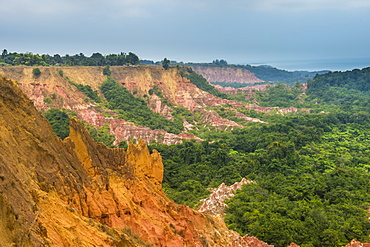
[0,75,255,246]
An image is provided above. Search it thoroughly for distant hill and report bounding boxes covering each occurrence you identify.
[190,65,264,84]
[306,67,370,112]
[186,63,329,85]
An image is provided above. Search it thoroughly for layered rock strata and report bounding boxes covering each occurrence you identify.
[0,66,266,145]
[0,75,270,246]
[191,66,264,84]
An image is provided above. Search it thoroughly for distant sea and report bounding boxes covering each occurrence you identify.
[249,57,370,72]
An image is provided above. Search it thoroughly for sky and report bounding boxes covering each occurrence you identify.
[1,0,370,71]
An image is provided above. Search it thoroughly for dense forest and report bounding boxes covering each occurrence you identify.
[0,49,139,66]
[41,61,370,247]
[150,67,370,247]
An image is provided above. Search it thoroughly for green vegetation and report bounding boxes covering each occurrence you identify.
[32,55,370,247]
[210,81,272,88]
[70,82,102,103]
[180,68,228,99]
[44,108,70,139]
[103,65,111,76]
[251,83,306,108]
[83,123,116,147]
[0,50,139,66]
[307,68,370,112]
[44,97,52,104]
[101,76,183,134]
[32,67,41,76]
[162,58,170,70]
[150,67,370,247]
[44,108,116,146]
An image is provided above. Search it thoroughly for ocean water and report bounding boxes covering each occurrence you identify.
[250,57,370,72]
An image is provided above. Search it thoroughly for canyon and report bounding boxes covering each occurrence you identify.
[0,72,367,247]
[0,66,309,146]
[0,75,274,246]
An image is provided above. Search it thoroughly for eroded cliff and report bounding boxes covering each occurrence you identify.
[0,75,267,246]
[0,66,261,145]
[191,66,264,84]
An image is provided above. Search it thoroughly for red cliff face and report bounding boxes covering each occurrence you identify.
[191,66,264,84]
[0,66,269,144]
[0,66,206,145]
[0,75,271,246]
[0,66,310,147]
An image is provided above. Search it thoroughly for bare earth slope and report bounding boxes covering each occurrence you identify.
[191,66,264,84]
[0,75,274,246]
[0,66,266,144]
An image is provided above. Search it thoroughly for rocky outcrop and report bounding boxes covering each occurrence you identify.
[0,66,204,145]
[0,75,274,246]
[199,178,254,215]
[0,66,310,146]
[0,66,267,144]
[214,84,274,95]
[191,66,264,84]
[344,240,370,247]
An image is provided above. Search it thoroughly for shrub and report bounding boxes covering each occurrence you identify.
[32,68,41,76]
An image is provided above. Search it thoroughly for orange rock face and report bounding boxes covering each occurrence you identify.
[0,75,272,246]
[0,66,267,144]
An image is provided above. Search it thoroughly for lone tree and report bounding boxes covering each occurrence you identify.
[1,49,8,59]
[32,68,41,76]
[162,58,170,70]
[103,65,111,76]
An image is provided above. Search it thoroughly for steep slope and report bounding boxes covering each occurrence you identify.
[0,75,272,246]
[191,66,264,84]
[0,66,310,146]
[0,66,264,143]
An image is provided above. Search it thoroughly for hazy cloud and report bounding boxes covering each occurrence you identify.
[252,0,370,11]
[2,0,370,20]
[1,0,369,70]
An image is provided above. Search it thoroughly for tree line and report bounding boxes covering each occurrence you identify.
[0,49,139,66]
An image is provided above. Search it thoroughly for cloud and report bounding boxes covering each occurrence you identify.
[2,0,370,22]
[255,0,370,11]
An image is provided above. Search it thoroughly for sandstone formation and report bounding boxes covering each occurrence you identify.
[0,75,274,246]
[191,66,264,84]
[0,66,267,145]
[199,178,254,215]
[344,240,370,247]
[213,84,274,100]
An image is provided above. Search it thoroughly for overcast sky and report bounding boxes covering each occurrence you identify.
[1,0,370,71]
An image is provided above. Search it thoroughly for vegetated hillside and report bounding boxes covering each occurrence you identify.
[152,68,370,247]
[307,67,370,110]
[0,75,272,246]
[0,65,308,147]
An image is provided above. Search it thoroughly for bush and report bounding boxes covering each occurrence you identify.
[44,97,52,104]
[44,108,70,139]
[32,68,41,76]
[103,65,111,76]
